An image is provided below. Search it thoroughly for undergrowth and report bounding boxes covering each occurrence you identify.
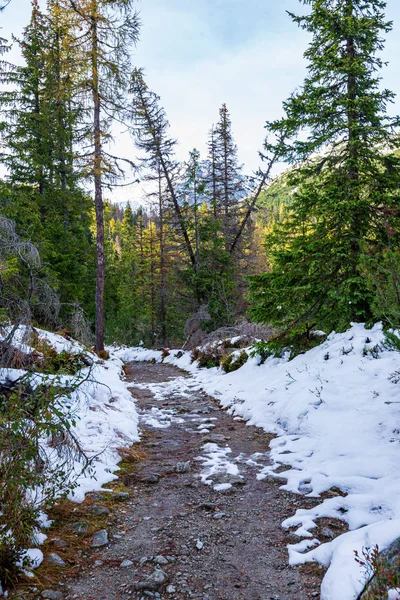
[221,350,248,373]
[355,545,400,599]
[250,331,327,363]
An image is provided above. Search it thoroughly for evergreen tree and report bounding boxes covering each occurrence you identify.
[0,1,94,322]
[212,104,246,246]
[250,0,400,336]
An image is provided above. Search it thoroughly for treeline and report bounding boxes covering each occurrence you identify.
[0,0,277,350]
[1,0,400,354]
[249,0,400,346]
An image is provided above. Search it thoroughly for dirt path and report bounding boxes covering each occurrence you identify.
[64,362,323,600]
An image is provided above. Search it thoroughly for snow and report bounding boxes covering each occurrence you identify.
[0,326,140,570]
[113,323,400,600]
[196,442,239,491]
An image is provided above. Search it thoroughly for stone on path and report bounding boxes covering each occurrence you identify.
[88,504,110,516]
[112,491,130,501]
[41,591,63,600]
[120,559,134,568]
[46,553,66,567]
[133,568,169,591]
[91,530,109,548]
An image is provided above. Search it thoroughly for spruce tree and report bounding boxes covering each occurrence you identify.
[250,0,400,336]
[209,104,246,247]
[0,1,94,321]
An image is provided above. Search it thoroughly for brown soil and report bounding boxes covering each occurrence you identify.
[27,362,330,600]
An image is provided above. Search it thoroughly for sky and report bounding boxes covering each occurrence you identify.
[2,0,400,204]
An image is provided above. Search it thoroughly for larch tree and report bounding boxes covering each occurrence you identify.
[250,0,400,337]
[63,0,140,352]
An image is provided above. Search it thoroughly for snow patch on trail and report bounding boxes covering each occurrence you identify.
[113,323,400,600]
[196,443,239,491]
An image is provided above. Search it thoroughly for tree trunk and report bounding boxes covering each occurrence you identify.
[158,167,167,345]
[91,6,105,353]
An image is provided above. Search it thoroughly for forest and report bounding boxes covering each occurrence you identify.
[1,1,400,599]
[1,0,397,357]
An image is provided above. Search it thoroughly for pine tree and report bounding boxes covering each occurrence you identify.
[250,0,400,336]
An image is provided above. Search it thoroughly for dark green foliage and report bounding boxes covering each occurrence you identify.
[361,247,400,328]
[0,3,95,327]
[0,372,89,584]
[250,331,327,363]
[191,345,223,369]
[383,330,400,352]
[221,350,248,373]
[250,0,400,336]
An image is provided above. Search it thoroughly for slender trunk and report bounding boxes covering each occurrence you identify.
[230,149,279,254]
[91,6,105,352]
[210,127,218,219]
[158,168,167,345]
[193,166,199,271]
[149,222,156,343]
[346,0,361,264]
[138,89,196,268]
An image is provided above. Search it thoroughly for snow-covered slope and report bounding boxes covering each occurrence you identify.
[1,327,140,500]
[113,323,400,600]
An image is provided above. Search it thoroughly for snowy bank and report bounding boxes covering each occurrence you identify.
[112,323,400,600]
[1,328,140,501]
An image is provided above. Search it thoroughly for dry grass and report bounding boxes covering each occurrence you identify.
[117,446,146,464]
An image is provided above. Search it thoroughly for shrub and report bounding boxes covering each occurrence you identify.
[250,331,326,364]
[221,351,249,373]
[355,544,400,599]
[384,331,400,353]
[0,374,90,586]
[31,333,93,375]
[191,345,223,369]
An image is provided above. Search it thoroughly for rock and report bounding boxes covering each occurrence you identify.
[120,559,134,568]
[88,504,110,516]
[41,591,63,600]
[133,568,169,591]
[51,538,68,549]
[86,491,104,501]
[153,555,169,566]
[175,351,184,359]
[210,472,246,486]
[68,522,88,535]
[142,474,161,484]
[91,530,109,548]
[46,553,66,567]
[197,502,216,511]
[176,461,191,474]
[112,491,130,501]
[196,540,204,550]
[321,527,336,540]
[93,560,104,567]
[213,512,226,520]
[166,585,177,594]
[201,434,227,444]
